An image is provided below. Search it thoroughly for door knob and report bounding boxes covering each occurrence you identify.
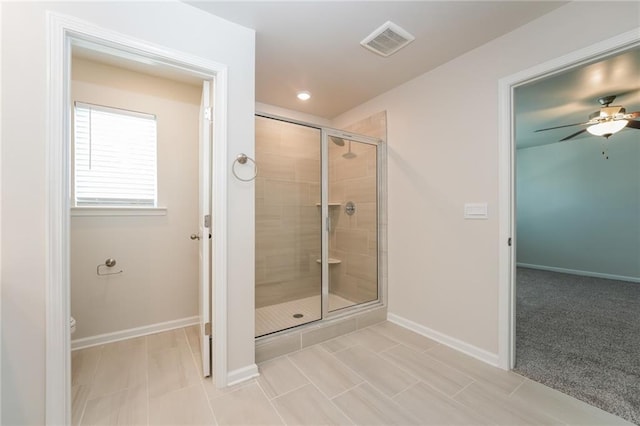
[190,233,200,240]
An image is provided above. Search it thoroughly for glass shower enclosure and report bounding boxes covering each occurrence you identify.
[255,115,382,337]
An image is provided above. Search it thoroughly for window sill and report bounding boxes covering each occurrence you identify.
[71,207,168,217]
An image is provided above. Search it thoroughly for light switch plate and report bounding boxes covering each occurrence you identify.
[464,203,488,219]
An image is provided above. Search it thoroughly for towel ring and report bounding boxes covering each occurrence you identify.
[232,153,258,182]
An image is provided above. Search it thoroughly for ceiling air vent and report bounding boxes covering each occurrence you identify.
[360,21,415,57]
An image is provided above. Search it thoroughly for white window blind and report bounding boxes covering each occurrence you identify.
[74,102,157,207]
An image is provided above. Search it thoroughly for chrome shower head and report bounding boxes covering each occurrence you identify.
[343,141,357,159]
[330,136,345,146]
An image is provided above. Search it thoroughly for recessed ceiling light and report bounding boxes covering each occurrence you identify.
[297,91,311,101]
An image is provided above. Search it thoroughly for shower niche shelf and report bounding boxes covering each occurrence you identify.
[316,258,342,264]
[315,202,342,207]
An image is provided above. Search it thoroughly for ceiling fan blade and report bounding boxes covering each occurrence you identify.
[560,128,588,141]
[625,120,640,129]
[535,122,589,132]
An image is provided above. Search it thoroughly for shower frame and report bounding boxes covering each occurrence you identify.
[255,113,387,335]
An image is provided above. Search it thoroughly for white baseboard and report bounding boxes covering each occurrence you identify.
[387,313,499,367]
[517,263,640,283]
[71,316,199,350]
[227,364,260,387]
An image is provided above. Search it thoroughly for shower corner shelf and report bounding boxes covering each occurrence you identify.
[315,202,342,207]
[316,258,342,264]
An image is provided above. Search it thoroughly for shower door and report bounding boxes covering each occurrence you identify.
[254,116,322,337]
[255,115,383,337]
[323,131,380,314]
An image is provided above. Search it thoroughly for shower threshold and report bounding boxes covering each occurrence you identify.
[255,294,354,337]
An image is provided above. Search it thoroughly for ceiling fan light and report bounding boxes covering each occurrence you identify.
[586,120,628,137]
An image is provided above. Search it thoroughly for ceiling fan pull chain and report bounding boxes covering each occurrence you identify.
[601,142,609,160]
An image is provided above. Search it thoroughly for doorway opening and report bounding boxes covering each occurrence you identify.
[499,27,640,424]
[46,14,229,425]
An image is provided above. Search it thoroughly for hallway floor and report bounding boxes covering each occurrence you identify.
[72,321,632,425]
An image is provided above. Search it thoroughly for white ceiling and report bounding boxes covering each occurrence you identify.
[515,47,640,149]
[187,1,566,118]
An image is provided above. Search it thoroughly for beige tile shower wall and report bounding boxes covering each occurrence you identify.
[343,111,387,141]
[255,117,322,308]
[329,112,386,305]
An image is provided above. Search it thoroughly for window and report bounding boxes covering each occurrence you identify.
[73,102,157,207]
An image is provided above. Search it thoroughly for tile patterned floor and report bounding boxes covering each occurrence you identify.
[72,321,633,425]
[255,294,355,337]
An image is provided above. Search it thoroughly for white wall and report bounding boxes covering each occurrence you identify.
[256,101,331,127]
[0,2,254,424]
[516,135,640,281]
[70,57,201,340]
[333,2,640,356]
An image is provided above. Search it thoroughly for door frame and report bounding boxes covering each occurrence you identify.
[46,12,229,424]
[497,27,640,369]
[199,79,213,378]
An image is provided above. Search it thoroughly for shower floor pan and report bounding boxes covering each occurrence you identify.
[256,294,354,337]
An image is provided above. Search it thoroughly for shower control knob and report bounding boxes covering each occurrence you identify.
[345,201,356,216]
[190,233,200,240]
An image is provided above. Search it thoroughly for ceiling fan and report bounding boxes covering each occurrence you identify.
[535,95,640,141]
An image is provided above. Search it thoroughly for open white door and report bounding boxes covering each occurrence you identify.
[198,80,213,377]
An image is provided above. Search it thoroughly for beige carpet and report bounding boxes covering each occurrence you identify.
[515,267,640,424]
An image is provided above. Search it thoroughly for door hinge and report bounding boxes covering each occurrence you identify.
[204,107,213,122]
[204,214,211,228]
[204,322,211,335]
[508,237,512,247]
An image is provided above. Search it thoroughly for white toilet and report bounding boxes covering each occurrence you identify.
[70,316,77,335]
